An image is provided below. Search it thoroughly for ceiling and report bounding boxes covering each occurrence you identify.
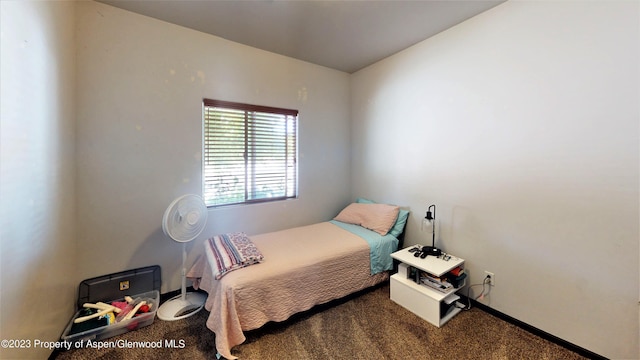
[99,0,504,73]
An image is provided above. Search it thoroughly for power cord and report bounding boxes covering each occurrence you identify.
[455,274,492,311]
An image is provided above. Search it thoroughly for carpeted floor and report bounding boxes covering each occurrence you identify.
[53,283,587,360]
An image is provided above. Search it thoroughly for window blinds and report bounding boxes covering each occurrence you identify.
[203,99,298,207]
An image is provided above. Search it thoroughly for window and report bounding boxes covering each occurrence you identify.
[203,99,298,207]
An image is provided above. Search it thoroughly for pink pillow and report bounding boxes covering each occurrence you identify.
[334,203,400,235]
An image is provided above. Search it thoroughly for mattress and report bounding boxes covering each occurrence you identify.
[187,221,395,359]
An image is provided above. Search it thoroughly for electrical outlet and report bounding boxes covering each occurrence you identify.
[484,271,495,286]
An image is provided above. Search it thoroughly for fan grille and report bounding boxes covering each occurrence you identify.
[162,195,208,243]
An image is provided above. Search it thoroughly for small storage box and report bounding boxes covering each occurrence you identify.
[61,290,159,344]
[60,266,161,346]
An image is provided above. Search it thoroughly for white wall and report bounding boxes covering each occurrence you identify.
[75,1,351,292]
[0,1,77,359]
[350,1,639,359]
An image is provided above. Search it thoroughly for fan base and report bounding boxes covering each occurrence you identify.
[157,292,207,321]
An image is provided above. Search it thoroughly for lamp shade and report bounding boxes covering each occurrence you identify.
[421,217,434,233]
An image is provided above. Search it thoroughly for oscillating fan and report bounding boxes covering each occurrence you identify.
[157,194,208,321]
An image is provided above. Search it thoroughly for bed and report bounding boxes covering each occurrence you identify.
[187,200,409,359]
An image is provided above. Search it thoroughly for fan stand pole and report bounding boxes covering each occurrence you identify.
[181,242,187,302]
[157,241,207,321]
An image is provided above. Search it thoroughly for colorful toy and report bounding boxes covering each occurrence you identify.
[74,295,153,324]
[74,302,120,323]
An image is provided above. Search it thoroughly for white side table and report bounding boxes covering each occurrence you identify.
[390,246,465,327]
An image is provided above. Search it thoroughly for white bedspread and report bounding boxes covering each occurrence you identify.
[187,222,389,359]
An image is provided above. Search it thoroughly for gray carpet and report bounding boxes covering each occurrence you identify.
[53,283,587,360]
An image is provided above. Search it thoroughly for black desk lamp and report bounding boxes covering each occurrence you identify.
[421,204,441,257]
